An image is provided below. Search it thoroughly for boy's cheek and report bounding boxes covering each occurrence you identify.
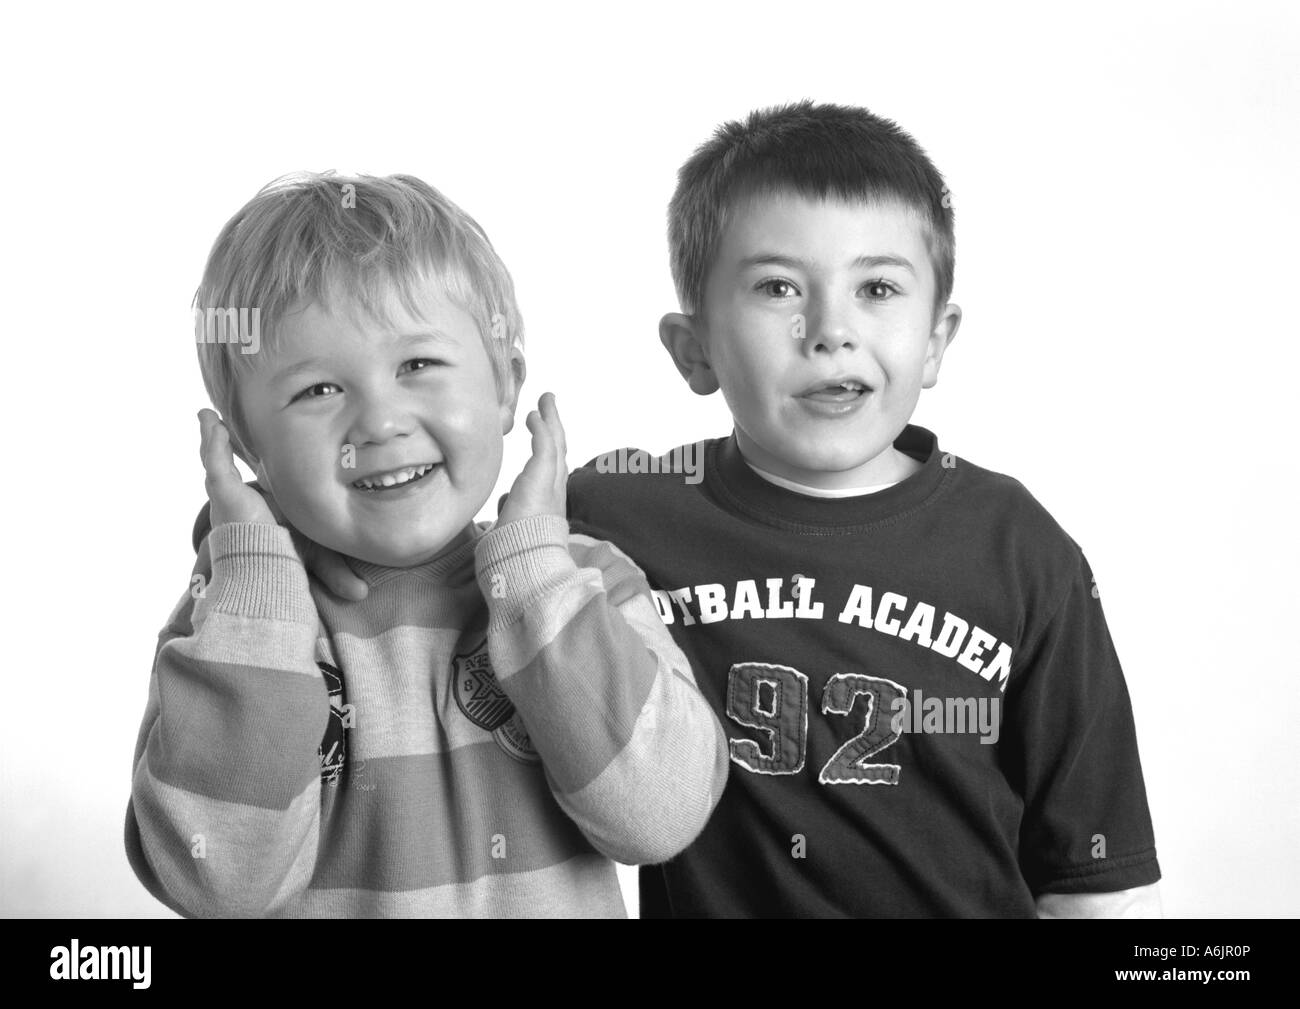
[264,451,341,520]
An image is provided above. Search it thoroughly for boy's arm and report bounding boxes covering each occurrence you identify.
[475,513,729,865]
[1037,882,1163,919]
[125,523,328,917]
[1006,549,1162,911]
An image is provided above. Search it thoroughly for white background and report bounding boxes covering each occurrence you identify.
[1,0,1296,918]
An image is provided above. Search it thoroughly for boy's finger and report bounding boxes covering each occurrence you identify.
[528,395,566,504]
[197,409,216,466]
[527,409,551,463]
[546,394,567,466]
[302,541,369,601]
[198,411,235,485]
[533,394,560,465]
[543,398,567,489]
[520,415,555,485]
[539,392,559,434]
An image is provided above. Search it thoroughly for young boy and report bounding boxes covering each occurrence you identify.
[125,172,728,918]
[563,102,1163,917]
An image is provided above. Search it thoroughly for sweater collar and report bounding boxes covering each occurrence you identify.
[709,424,950,531]
[346,521,486,587]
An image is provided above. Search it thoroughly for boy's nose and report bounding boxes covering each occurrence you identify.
[347,397,418,447]
[806,304,858,355]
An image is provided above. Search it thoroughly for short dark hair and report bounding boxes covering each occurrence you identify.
[668,100,955,316]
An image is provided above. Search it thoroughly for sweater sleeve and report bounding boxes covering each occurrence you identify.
[474,514,729,865]
[124,522,330,917]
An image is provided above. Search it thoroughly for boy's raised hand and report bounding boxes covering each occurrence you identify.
[497,392,568,528]
[198,409,276,527]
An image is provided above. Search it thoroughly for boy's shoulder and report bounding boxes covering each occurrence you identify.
[944,449,1081,548]
[930,449,1103,638]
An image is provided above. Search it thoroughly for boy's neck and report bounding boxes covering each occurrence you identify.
[734,432,923,491]
[345,522,482,586]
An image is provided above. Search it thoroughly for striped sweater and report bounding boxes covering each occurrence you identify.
[124,514,728,917]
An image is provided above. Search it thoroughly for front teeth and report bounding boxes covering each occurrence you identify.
[353,463,435,491]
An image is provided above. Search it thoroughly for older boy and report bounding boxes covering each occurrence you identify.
[125,172,727,917]
[566,102,1162,917]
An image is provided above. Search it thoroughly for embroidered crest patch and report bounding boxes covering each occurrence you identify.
[452,641,540,763]
[452,640,514,731]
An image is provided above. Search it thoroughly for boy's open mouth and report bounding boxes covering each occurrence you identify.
[351,463,439,492]
[799,379,870,402]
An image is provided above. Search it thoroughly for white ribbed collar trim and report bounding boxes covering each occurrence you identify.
[744,461,901,499]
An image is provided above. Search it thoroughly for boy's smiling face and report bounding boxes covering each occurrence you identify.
[667,191,960,489]
[237,282,519,568]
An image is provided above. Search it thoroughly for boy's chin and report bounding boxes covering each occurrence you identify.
[337,528,475,569]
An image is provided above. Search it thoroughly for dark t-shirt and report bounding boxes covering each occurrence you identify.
[567,424,1160,917]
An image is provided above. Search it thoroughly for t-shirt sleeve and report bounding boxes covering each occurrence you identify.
[1004,548,1162,895]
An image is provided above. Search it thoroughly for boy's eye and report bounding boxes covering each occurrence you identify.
[292,382,342,403]
[400,358,446,375]
[757,278,801,299]
[862,279,899,300]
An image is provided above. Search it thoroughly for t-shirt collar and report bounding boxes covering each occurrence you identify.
[710,424,950,531]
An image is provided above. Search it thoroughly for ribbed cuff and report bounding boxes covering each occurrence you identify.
[208,522,316,623]
[474,514,577,626]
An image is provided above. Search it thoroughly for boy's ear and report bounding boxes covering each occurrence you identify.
[499,346,527,434]
[659,313,719,396]
[921,302,962,389]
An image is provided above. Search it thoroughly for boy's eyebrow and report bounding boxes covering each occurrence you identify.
[739,253,916,275]
[393,330,455,346]
[269,358,333,387]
